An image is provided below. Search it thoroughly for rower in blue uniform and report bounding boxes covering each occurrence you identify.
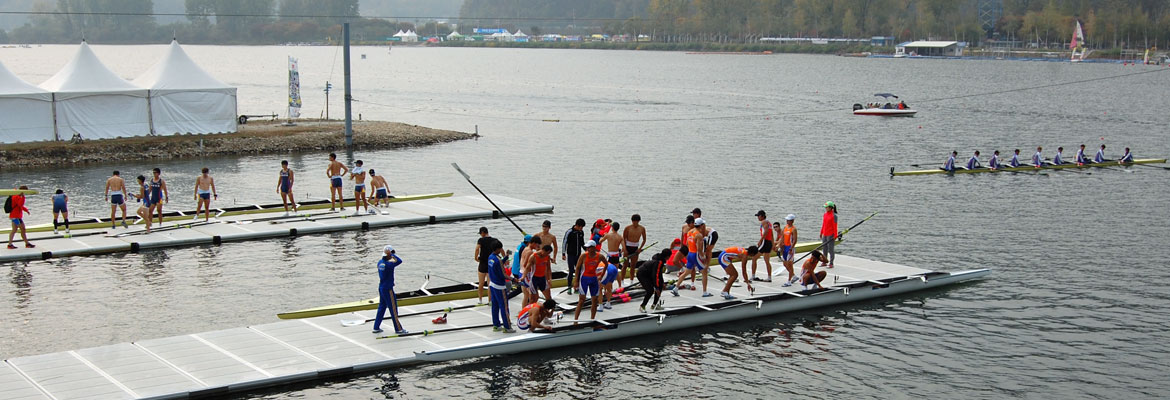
[1010,149,1022,167]
[1032,146,1044,168]
[1119,147,1134,164]
[1052,146,1065,165]
[989,150,1001,170]
[1075,144,1090,165]
[1094,145,1108,163]
[942,151,957,172]
[373,244,406,335]
[966,151,982,170]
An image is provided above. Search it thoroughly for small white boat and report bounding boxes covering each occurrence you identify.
[853,93,916,117]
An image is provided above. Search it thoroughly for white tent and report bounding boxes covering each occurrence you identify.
[40,42,150,139]
[0,61,55,143]
[134,40,237,135]
[401,30,419,42]
[446,31,464,40]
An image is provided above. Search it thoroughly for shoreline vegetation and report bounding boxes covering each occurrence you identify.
[0,120,475,169]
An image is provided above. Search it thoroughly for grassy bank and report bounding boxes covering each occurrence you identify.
[0,120,474,169]
[433,40,877,54]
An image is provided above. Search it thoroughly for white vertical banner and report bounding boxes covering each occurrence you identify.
[288,56,302,118]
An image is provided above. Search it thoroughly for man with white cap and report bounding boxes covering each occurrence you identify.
[572,240,605,321]
[778,214,799,286]
[373,244,406,334]
[753,210,774,281]
[673,217,709,296]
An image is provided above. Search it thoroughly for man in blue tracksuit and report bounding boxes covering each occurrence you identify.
[373,245,406,334]
[486,240,515,333]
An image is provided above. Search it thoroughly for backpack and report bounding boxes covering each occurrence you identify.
[3,196,11,214]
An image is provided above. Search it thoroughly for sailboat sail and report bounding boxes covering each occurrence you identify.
[1070,21,1086,62]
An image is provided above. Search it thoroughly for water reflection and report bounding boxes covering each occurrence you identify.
[8,262,33,310]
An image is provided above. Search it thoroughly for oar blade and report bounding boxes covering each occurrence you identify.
[451,163,471,180]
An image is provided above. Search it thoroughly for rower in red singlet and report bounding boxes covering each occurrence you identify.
[526,244,553,304]
[753,210,774,282]
[573,240,605,321]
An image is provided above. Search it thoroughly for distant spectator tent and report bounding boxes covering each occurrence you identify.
[0,41,237,143]
[0,61,54,143]
[134,40,237,135]
[38,41,151,140]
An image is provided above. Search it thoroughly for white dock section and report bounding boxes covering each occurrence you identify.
[0,195,552,263]
[0,254,989,400]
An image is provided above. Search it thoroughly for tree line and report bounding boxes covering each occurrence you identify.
[2,0,1169,49]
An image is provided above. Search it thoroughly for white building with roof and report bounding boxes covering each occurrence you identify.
[39,41,151,140]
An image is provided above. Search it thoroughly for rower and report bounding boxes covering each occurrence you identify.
[1052,147,1065,165]
[1094,145,1108,163]
[989,150,1001,170]
[942,151,957,172]
[715,246,757,299]
[800,250,829,290]
[518,299,557,332]
[573,240,604,322]
[1119,147,1134,164]
[1032,146,1044,168]
[966,151,981,170]
[1076,144,1090,165]
[1010,149,1022,167]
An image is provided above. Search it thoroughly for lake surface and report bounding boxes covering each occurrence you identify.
[2,45,1169,399]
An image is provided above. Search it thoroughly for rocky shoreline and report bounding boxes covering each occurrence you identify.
[0,120,475,169]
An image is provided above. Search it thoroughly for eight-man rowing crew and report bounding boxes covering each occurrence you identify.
[367,203,847,336]
[4,152,394,248]
[943,144,1135,172]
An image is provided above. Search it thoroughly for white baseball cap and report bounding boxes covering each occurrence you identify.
[584,240,597,248]
[383,245,395,253]
[694,218,706,226]
[786,214,796,221]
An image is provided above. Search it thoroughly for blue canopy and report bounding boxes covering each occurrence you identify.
[874,93,899,99]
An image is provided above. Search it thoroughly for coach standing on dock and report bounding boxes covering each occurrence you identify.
[373,244,406,335]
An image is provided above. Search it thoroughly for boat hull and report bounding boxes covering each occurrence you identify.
[854,109,917,117]
[892,158,1166,176]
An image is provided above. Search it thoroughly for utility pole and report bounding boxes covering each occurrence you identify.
[324,81,332,120]
[344,23,354,148]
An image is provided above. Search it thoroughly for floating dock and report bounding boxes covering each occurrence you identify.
[0,254,988,400]
[0,194,553,263]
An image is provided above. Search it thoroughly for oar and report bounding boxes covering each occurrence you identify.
[451,163,527,236]
[376,323,497,339]
[1131,163,1170,171]
[775,211,878,275]
[340,302,490,327]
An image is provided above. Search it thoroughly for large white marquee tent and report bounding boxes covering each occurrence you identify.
[0,61,55,143]
[0,41,237,143]
[134,40,237,135]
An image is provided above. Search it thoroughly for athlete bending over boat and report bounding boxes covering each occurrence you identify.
[637,249,671,313]
[368,169,390,209]
[820,202,838,268]
[278,160,297,216]
[373,245,406,335]
[518,299,557,332]
[599,257,619,310]
[326,153,348,211]
[942,151,957,172]
[716,246,757,299]
[487,240,515,333]
[573,240,605,322]
[193,167,217,222]
[801,250,829,290]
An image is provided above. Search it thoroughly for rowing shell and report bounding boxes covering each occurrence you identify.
[2,192,452,234]
[891,158,1166,176]
[278,270,570,319]
[0,189,38,196]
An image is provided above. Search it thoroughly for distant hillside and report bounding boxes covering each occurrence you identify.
[361,0,463,18]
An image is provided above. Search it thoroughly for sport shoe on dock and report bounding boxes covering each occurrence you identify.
[671,287,679,297]
[603,302,612,310]
[503,328,515,333]
[395,329,409,335]
[721,292,735,300]
[701,292,713,297]
[492,326,502,332]
[372,329,383,334]
[638,306,647,313]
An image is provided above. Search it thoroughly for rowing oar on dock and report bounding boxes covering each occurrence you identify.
[451,163,528,236]
[340,303,491,327]
[774,211,878,276]
[376,323,497,339]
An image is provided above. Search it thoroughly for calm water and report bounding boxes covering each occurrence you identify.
[2,45,1170,399]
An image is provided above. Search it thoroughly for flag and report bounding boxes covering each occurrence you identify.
[288,56,302,118]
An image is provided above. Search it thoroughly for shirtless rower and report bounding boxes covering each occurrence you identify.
[680,215,695,245]
[367,169,390,209]
[752,210,773,281]
[193,167,217,221]
[800,250,829,290]
[349,160,371,215]
[277,160,296,216]
[104,171,129,228]
[518,299,557,333]
[599,222,625,286]
[621,215,647,285]
[533,220,558,267]
[149,168,168,227]
[716,246,757,299]
[326,153,349,211]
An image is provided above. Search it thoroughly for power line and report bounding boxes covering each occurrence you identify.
[0,10,631,22]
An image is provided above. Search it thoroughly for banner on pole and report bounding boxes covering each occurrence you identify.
[288,56,302,118]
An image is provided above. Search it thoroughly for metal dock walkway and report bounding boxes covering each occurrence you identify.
[0,254,988,399]
[0,194,552,263]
